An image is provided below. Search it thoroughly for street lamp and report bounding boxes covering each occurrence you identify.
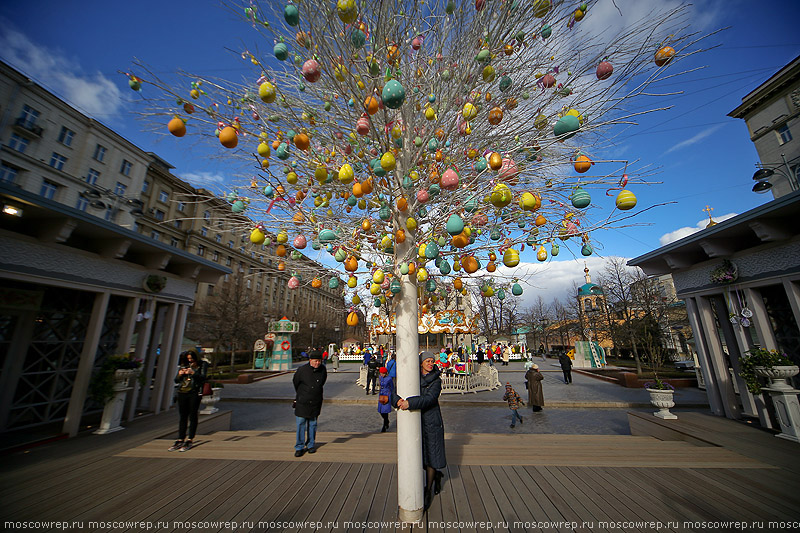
[309,320,317,348]
[80,185,145,220]
[751,155,799,194]
[334,325,340,346]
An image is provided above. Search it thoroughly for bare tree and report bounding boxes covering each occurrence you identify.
[596,257,646,373]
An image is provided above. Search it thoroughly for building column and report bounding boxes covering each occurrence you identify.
[0,310,36,431]
[161,303,188,412]
[150,302,178,414]
[62,292,110,437]
[781,279,800,337]
[685,297,725,416]
[118,297,140,357]
[696,295,741,420]
[131,298,158,418]
[745,287,778,350]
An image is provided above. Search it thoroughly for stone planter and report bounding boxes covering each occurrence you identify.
[646,388,677,420]
[754,366,799,391]
[199,387,223,415]
[94,369,140,434]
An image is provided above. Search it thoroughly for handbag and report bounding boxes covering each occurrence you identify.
[378,394,389,405]
[202,382,213,396]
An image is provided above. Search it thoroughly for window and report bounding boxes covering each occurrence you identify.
[251,251,256,259]
[217,220,224,229]
[239,246,245,254]
[114,182,127,196]
[58,126,75,146]
[154,209,165,221]
[249,266,255,274]
[246,279,252,289]
[19,104,40,127]
[49,152,68,171]
[203,210,210,220]
[215,234,222,243]
[0,164,18,183]
[226,256,232,266]
[228,240,234,249]
[8,133,29,153]
[197,245,206,256]
[207,285,215,296]
[258,255,264,263]
[142,180,150,193]
[86,168,100,185]
[212,251,219,262]
[584,299,593,312]
[200,226,208,237]
[177,202,186,212]
[256,281,262,292]
[151,230,161,241]
[224,274,230,282]
[158,190,169,203]
[120,159,132,176]
[105,207,115,221]
[170,237,179,247]
[777,124,793,145]
[173,220,183,229]
[76,197,89,211]
[93,144,106,162]
[40,180,58,200]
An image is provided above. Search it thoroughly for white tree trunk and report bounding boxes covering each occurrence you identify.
[394,233,423,523]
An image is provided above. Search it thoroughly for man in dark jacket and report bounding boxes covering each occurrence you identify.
[559,351,573,384]
[293,349,327,456]
[366,354,380,394]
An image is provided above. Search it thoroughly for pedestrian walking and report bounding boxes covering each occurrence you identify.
[331,349,340,372]
[559,352,573,384]
[366,354,380,394]
[476,345,485,365]
[292,349,327,457]
[502,382,525,428]
[502,345,511,366]
[386,352,397,386]
[396,351,446,511]
[168,349,209,452]
[377,366,394,432]
[524,364,544,412]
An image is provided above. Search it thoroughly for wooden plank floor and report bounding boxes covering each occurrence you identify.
[116,431,771,469]
[3,428,799,532]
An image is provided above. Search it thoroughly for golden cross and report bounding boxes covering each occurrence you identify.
[702,205,714,218]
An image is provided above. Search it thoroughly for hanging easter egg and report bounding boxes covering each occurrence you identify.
[654,46,675,67]
[168,117,186,137]
[231,200,245,213]
[250,227,265,244]
[571,187,591,209]
[582,243,593,256]
[346,311,359,326]
[356,115,370,135]
[574,155,593,173]
[276,142,290,159]
[380,152,396,171]
[417,267,429,282]
[540,24,552,39]
[503,248,520,267]
[399,263,410,275]
[616,190,637,210]
[541,73,556,88]
[474,158,488,172]
[534,114,548,130]
[263,185,273,197]
[519,192,539,211]
[379,203,391,221]
[288,276,300,290]
[293,234,307,249]
[488,152,503,170]
[319,229,338,244]
[446,214,465,236]
[382,79,406,109]
[512,283,523,296]
[390,279,402,294]
[551,242,560,256]
[553,115,580,139]
[302,59,321,83]
[219,126,238,148]
[462,102,478,121]
[533,0,551,17]
[352,294,361,305]
[350,28,366,48]
[488,107,503,125]
[441,168,459,190]
[498,159,519,182]
[489,183,513,208]
[283,3,300,25]
[496,288,506,300]
[596,61,613,80]
[439,259,451,275]
[347,275,358,288]
[499,76,512,92]
[406,217,417,231]
[329,278,340,289]
[424,241,440,259]
[372,269,385,284]
[464,197,480,213]
[490,227,502,241]
[535,245,547,262]
[274,42,289,61]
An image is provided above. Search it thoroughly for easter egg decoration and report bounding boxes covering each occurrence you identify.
[380,152,396,171]
[489,183,513,208]
[488,152,503,170]
[571,187,591,209]
[390,279,402,294]
[284,3,300,25]
[503,248,520,267]
[512,282,523,296]
[540,73,556,88]
[168,117,186,137]
[582,242,594,256]
[250,227,265,244]
[499,75,512,92]
[498,159,519,183]
[347,275,358,288]
[461,255,480,273]
[274,42,289,61]
[293,234,307,249]
[551,242,560,256]
[302,59,321,83]
[519,192,541,211]
[373,269,385,284]
[231,200,246,213]
[462,102,478,121]
[615,189,637,210]
[288,275,300,290]
[540,24,552,39]
[488,107,503,125]
[329,278,340,289]
[537,245,548,262]
[553,115,580,139]
[382,79,406,109]
[596,60,613,80]
[441,168,459,190]
[219,126,238,148]
[496,288,505,300]
[654,46,676,67]
[346,311,359,326]
[311,277,322,288]
[533,0,551,17]
[439,260,451,275]
[574,155,593,173]
[446,213,465,236]
[338,163,354,184]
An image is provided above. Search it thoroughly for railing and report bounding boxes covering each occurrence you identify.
[14,117,44,137]
[357,363,500,394]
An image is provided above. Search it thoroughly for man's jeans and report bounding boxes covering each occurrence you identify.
[295,416,317,451]
[509,409,523,427]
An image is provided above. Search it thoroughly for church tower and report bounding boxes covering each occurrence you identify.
[577,264,606,316]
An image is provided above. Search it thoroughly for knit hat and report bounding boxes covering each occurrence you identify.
[309,350,323,360]
[379,367,388,374]
[419,351,436,364]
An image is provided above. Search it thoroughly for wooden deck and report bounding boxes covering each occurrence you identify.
[3,410,800,533]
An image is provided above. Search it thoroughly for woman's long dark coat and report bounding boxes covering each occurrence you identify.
[404,366,446,469]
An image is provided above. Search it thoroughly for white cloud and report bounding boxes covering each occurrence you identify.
[179,171,227,189]
[659,212,738,246]
[0,24,124,119]
[664,124,724,155]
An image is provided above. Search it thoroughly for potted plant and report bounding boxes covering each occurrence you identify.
[143,274,167,293]
[89,354,143,434]
[641,330,678,419]
[740,348,798,394]
[709,259,738,284]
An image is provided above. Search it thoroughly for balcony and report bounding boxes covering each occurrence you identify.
[13,117,44,138]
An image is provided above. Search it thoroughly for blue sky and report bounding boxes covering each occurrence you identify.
[2,0,799,305]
